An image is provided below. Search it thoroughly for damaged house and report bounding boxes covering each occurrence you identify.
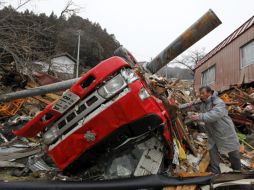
[33,53,77,80]
[194,15,254,91]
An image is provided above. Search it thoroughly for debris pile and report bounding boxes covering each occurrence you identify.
[0,67,62,180]
[219,84,254,170]
[220,85,254,133]
[147,74,194,104]
[0,71,254,182]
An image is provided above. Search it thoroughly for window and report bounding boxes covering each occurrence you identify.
[201,65,215,86]
[241,40,254,68]
[66,112,76,122]
[76,104,86,114]
[58,120,66,129]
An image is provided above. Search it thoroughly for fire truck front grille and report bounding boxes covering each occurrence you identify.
[45,70,133,146]
[53,91,106,138]
[48,88,130,149]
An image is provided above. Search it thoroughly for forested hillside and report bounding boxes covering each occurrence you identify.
[0,6,120,69]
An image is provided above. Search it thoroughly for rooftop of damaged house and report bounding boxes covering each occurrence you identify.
[0,0,254,190]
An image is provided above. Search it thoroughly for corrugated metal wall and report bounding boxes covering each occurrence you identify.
[194,26,254,92]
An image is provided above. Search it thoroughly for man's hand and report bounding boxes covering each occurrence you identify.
[189,114,199,121]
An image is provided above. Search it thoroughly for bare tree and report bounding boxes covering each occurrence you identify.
[60,0,81,19]
[171,48,206,75]
[0,4,56,80]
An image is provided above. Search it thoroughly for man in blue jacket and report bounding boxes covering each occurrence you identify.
[179,86,241,174]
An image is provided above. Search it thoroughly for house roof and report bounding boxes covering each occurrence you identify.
[32,71,61,86]
[51,52,77,63]
[195,15,254,69]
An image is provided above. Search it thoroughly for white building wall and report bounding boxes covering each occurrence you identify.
[51,56,75,74]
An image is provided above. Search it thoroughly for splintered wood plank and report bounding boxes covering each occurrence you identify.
[163,152,210,190]
[163,187,177,190]
[46,93,60,101]
[181,184,196,190]
[176,117,198,156]
[33,96,53,105]
[181,152,210,190]
[198,152,210,172]
[26,82,60,101]
[163,185,183,190]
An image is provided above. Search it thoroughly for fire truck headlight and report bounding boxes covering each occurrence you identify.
[138,88,150,100]
[121,69,138,83]
[43,127,58,145]
[98,74,126,98]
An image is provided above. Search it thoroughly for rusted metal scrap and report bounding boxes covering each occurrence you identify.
[230,114,254,132]
[0,99,25,119]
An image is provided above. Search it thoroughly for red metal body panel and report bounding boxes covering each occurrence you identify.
[47,80,168,170]
[13,105,61,138]
[69,56,130,98]
[13,57,130,138]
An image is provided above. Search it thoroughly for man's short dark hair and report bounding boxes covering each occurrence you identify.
[199,86,213,94]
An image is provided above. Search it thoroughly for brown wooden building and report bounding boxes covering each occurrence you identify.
[194,15,254,92]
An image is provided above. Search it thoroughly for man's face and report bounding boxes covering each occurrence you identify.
[199,89,211,102]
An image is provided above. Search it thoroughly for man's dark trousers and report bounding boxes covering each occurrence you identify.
[209,145,241,174]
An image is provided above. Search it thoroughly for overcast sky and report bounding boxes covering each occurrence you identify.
[8,0,254,62]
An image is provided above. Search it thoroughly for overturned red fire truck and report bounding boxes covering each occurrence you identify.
[13,10,221,174]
